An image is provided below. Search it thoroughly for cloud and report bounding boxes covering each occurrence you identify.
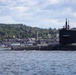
[47,0,62,4]
[67,0,76,4]
[0,0,16,6]
[0,0,76,28]
[10,6,29,13]
[40,19,64,28]
[47,0,76,5]
[73,12,76,17]
[0,16,16,23]
[15,0,39,6]
[0,0,8,2]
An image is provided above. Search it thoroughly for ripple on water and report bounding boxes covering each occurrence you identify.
[0,51,76,75]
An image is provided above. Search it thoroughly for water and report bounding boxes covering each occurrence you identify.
[0,49,76,75]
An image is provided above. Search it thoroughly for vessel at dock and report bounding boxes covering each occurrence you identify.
[11,19,76,50]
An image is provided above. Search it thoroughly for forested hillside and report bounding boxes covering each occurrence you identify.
[0,23,58,39]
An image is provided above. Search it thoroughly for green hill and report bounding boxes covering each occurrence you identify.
[0,23,58,39]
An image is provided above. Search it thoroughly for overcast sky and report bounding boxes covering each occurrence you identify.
[0,0,76,29]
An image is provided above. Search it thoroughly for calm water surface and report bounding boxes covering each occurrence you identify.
[0,49,76,75]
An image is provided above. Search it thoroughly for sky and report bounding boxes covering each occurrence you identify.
[0,0,76,29]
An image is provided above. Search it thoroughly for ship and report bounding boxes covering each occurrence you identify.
[11,19,76,50]
[58,19,76,50]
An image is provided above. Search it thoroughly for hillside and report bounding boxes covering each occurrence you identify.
[0,23,58,39]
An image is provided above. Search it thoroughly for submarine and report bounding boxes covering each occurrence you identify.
[56,19,76,50]
[11,19,76,50]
